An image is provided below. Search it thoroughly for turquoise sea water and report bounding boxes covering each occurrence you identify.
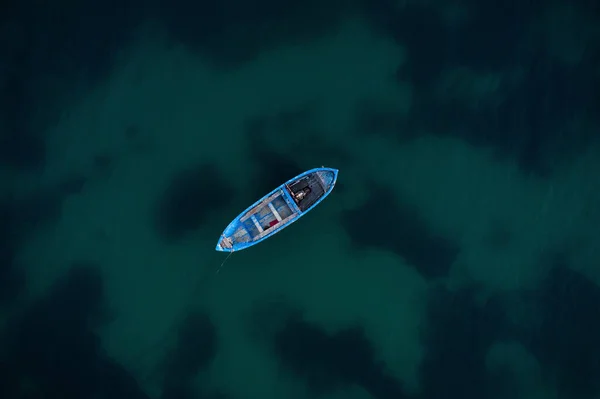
[1,1,600,399]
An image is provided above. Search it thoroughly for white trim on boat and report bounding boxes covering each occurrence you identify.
[250,214,264,233]
[268,202,283,222]
[240,191,283,223]
[253,213,297,240]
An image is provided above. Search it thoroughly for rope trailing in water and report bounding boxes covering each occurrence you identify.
[132,246,235,381]
[215,249,234,275]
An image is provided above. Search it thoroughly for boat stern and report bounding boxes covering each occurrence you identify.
[216,235,234,252]
[216,221,237,252]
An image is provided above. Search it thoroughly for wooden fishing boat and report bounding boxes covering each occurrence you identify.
[215,167,338,252]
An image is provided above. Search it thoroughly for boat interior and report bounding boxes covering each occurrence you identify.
[286,173,326,212]
[240,192,295,240]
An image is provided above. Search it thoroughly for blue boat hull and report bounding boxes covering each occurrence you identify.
[215,167,338,252]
